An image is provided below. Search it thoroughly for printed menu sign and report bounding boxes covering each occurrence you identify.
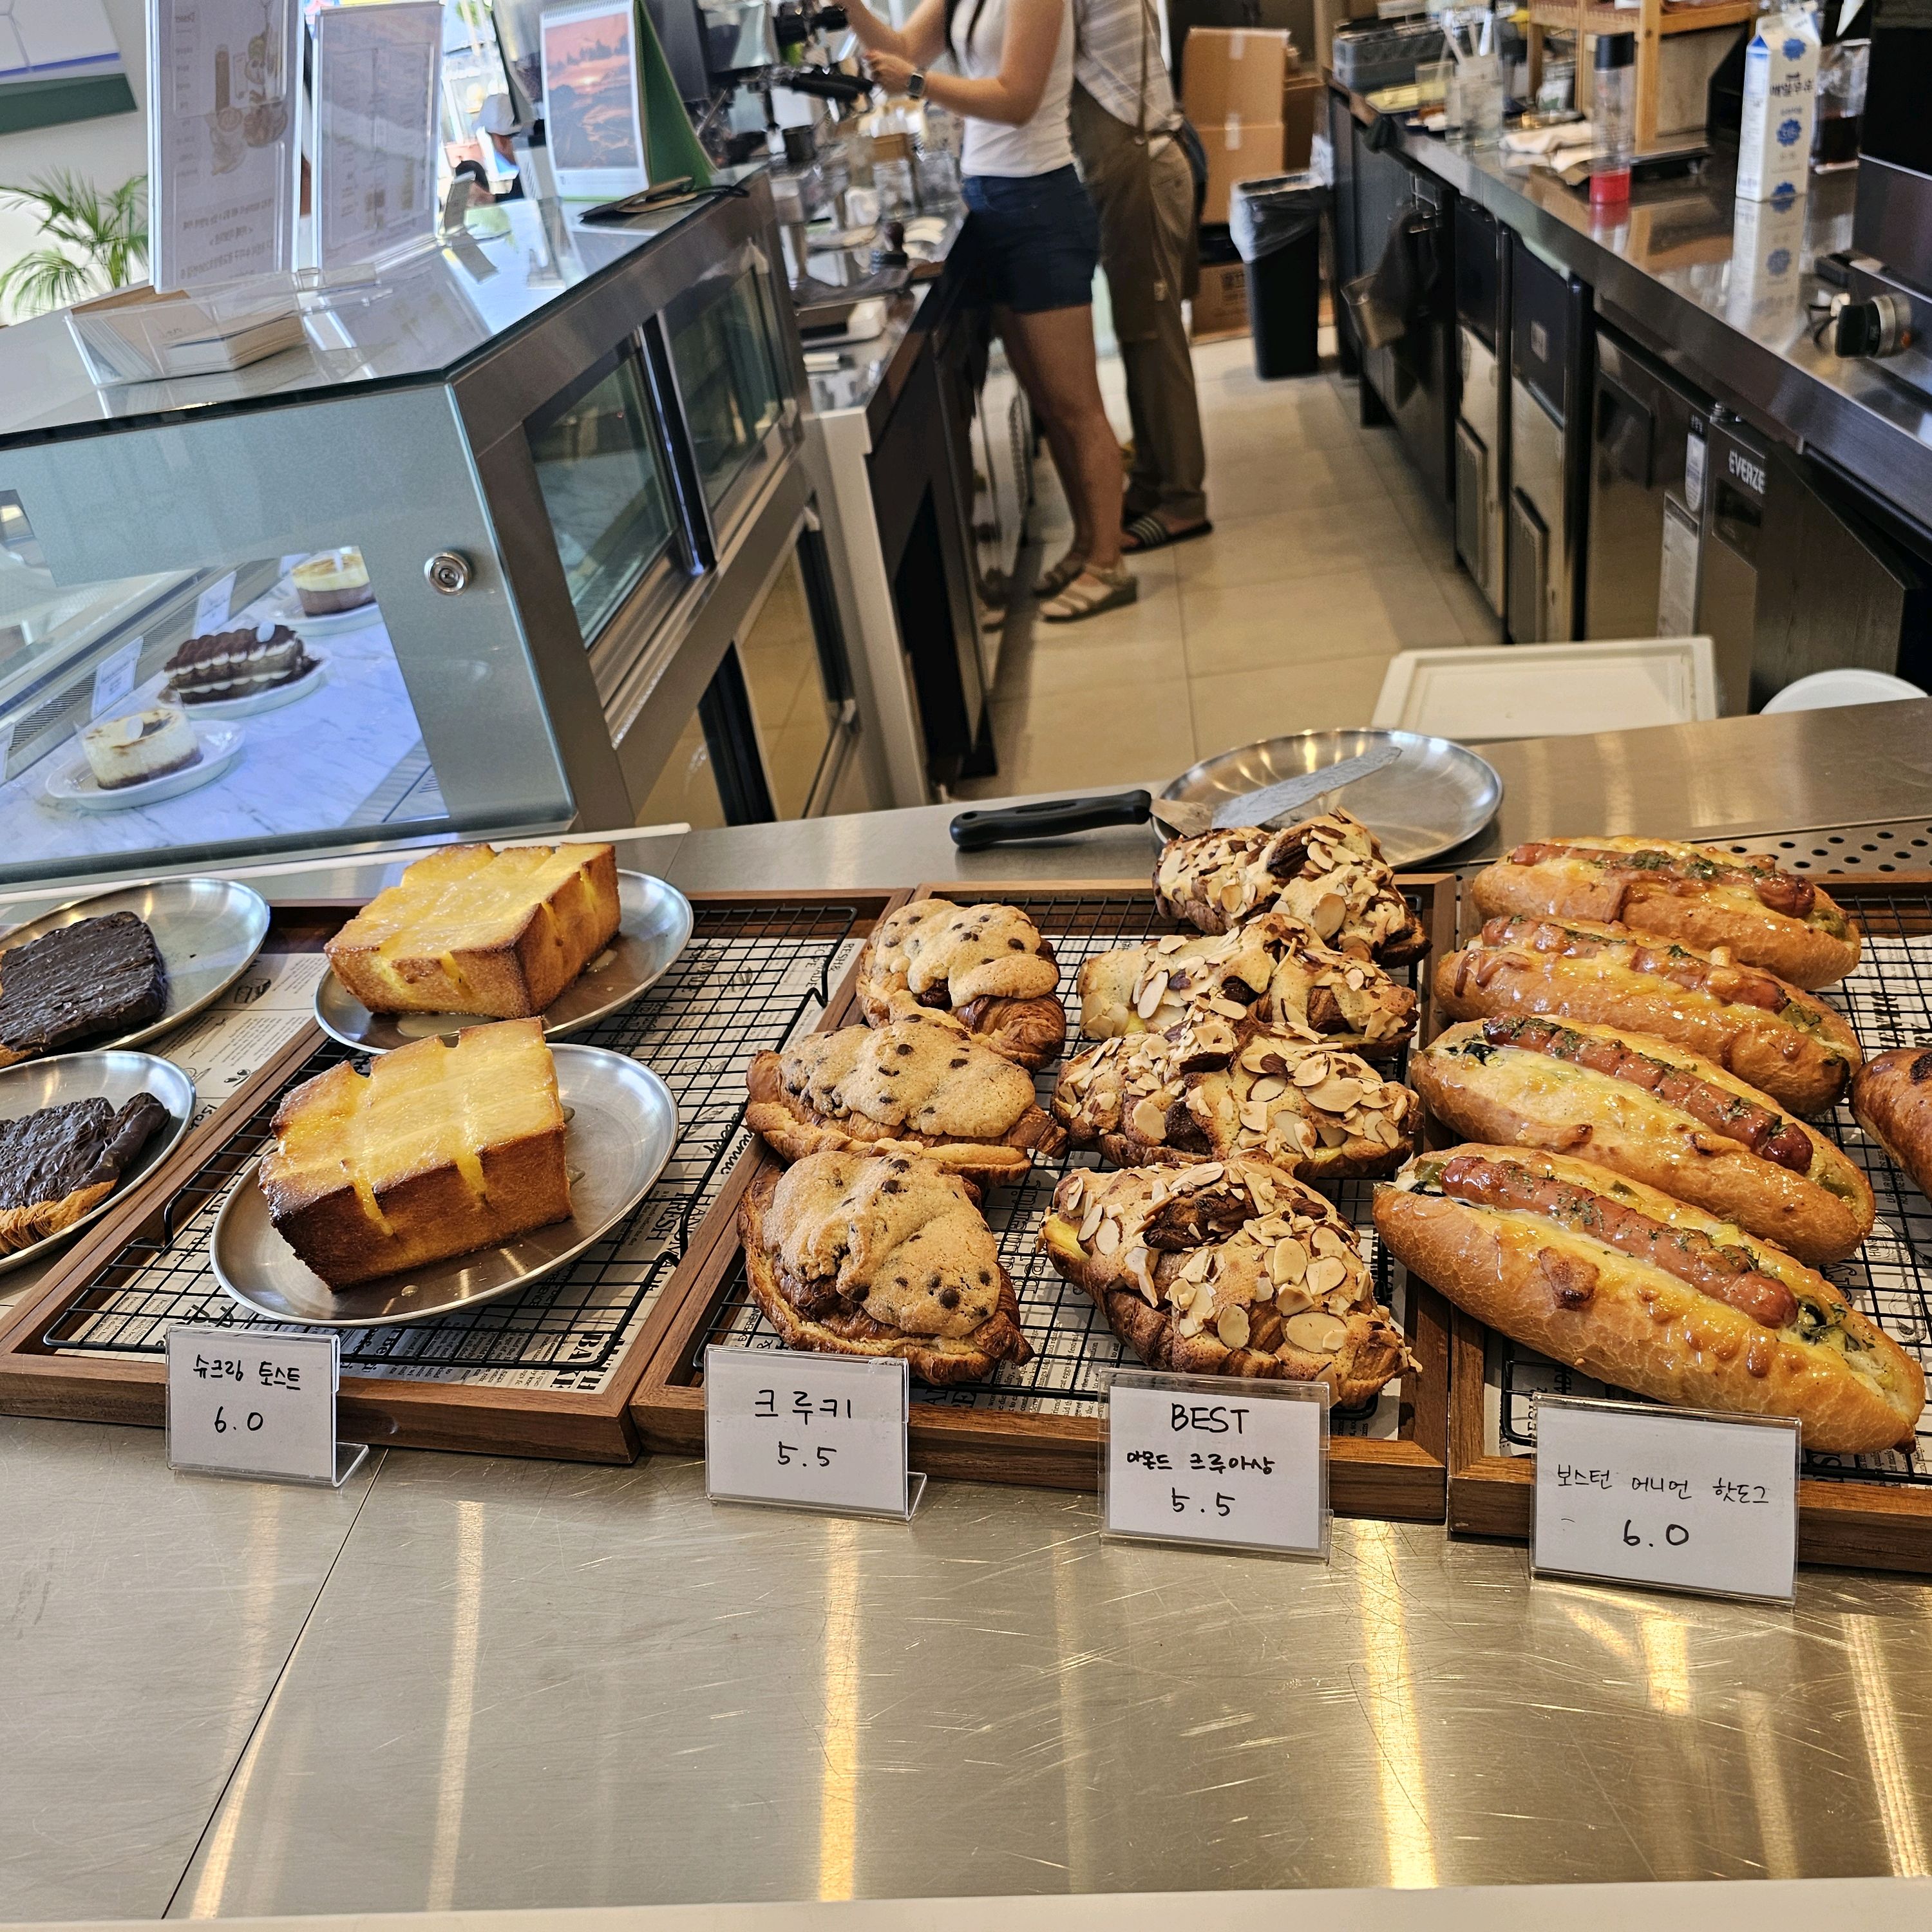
[1104,1371,1329,1557]
[312,2,444,271]
[1531,1395,1800,1603]
[148,0,301,290]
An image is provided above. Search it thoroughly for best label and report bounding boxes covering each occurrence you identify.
[1104,1371,1329,1556]
[1531,1396,1800,1602]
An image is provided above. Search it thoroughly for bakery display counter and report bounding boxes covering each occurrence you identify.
[10,703,1932,1918]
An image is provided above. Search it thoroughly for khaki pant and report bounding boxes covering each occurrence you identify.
[1069,84,1209,526]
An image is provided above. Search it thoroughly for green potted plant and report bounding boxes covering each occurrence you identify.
[0,171,149,322]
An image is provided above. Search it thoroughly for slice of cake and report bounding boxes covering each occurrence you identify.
[325,843,622,1019]
[0,911,168,1065]
[292,547,373,614]
[0,1090,170,1253]
[80,705,201,790]
[165,621,314,704]
[258,1019,571,1287]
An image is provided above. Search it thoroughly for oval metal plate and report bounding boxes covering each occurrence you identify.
[0,1049,196,1275]
[209,1045,678,1328]
[0,877,272,1051]
[1160,728,1504,867]
[312,871,695,1054]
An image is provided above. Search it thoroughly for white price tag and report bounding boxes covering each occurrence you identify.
[91,639,142,718]
[193,572,236,634]
[705,1347,916,1519]
[1104,1370,1329,1558]
[166,1329,365,1487]
[1685,429,1707,515]
[1531,1396,1799,1604]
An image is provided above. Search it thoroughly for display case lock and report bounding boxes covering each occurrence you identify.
[424,550,473,594]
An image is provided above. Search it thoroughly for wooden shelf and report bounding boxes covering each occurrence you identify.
[1528,0,1754,33]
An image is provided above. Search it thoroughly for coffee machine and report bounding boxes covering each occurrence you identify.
[1834,1,1932,392]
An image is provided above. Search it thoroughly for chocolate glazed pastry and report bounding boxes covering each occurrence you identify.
[0,913,168,1066]
[0,1091,169,1253]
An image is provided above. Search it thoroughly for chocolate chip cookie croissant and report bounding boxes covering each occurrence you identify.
[741,1149,1034,1386]
[1077,914,1417,1057]
[856,898,1067,1069]
[1037,1157,1412,1401]
[746,1016,1065,1184]
[1154,810,1428,963]
[1052,1018,1418,1180]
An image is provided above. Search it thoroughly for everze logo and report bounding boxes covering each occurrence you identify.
[1728,449,1766,493]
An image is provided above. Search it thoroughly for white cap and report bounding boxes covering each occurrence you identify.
[479,91,516,137]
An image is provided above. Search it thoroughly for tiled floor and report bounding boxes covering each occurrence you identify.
[956,333,1501,799]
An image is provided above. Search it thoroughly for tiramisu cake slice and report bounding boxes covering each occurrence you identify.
[164,621,316,705]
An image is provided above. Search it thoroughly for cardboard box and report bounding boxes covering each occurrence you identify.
[1200,117,1287,225]
[1182,28,1296,125]
[1191,258,1249,339]
[1282,71,1323,171]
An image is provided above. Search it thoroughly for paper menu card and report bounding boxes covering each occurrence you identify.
[148,0,303,293]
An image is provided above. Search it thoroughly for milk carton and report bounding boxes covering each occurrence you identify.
[1737,4,1821,201]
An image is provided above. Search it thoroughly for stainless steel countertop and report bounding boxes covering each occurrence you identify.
[1352,101,1932,516]
[10,703,1932,1920]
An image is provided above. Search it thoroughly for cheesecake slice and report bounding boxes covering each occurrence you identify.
[258,1019,571,1287]
[325,842,621,1019]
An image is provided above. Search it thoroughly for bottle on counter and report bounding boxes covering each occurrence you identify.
[1737,0,1821,200]
[1589,32,1634,205]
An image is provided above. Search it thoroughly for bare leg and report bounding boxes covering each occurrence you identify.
[999,317,1092,591]
[996,302,1124,574]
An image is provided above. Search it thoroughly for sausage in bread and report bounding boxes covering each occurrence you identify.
[1372,1145,1923,1452]
[1852,1046,1932,1209]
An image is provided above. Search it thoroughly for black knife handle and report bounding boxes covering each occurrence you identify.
[949,790,1152,851]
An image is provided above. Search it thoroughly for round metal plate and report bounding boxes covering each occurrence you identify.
[0,876,272,1051]
[209,1045,677,1328]
[0,1050,196,1276]
[1160,728,1504,867]
[312,870,695,1053]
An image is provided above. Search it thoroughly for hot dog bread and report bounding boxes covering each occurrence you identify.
[1434,914,1861,1116]
[1153,810,1428,963]
[1852,1046,1932,1207]
[1414,1018,1874,1265]
[1470,838,1859,989]
[1374,1146,1924,1453]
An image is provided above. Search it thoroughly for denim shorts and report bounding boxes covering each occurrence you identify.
[960,165,1101,314]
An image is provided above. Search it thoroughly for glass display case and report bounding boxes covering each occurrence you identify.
[0,176,821,893]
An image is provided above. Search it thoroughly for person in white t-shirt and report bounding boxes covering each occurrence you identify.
[845,0,1137,620]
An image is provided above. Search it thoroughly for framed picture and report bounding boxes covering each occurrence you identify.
[539,0,647,201]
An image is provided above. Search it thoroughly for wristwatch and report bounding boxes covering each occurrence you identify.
[905,68,927,99]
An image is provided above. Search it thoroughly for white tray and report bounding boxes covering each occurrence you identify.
[44,726,244,810]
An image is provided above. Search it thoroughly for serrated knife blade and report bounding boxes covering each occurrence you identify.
[1207,744,1405,831]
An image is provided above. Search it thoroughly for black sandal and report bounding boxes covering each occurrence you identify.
[1121,513,1214,554]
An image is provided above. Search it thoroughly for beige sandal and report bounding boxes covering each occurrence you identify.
[1039,564,1137,624]
[1032,549,1088,600]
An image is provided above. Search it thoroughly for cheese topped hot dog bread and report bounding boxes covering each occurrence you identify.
[1435,914,1861,1116]
[1470,838,1859,989]
[1852,1046,1932,1208]
[1153,810,1428,964]
[1374,1146,1924,1454]
[1414,1018,1874,1265]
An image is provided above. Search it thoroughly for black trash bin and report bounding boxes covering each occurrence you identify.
[1231,173,1328,380]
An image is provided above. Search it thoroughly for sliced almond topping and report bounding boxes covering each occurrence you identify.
[1305,1254,1350,1296]
[1157,933,1190,954]
[1127,1245,1158,1303]
[1315,1119,1349,1148]
[1292,1054,1329,1088]
[1310,1075,1363,1113]
[1131,1096,1170,1142]
[1269,1237,1308,1285]
[1095,1216,1122,1256]
[1180,1249,1211,1283]
[1208,995,1250,1021]
[1062,1173,1086,1214]
[1240,1039,1274,1074]
[1310,892,1347,939]
[1309,1224,1350,1258]
[1344,967,1367,992]
[1247,1074,1288,1104]
[1149,1175,1171,1208]
[1220,880,1247,914]
[1274,1284,1313,1316]
[1136,971,1170,1020]
[1079,1198,1105,1242]
[1240,1099,1271,1133]
[1216,1305,1251,1350]
[1249,1173,1277,1213]
[1283,1309,1349,1353]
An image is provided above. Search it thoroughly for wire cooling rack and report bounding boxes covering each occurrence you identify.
[1493,893,1932,1485]
[691,889,1423,1436]
[42,902,864,1383]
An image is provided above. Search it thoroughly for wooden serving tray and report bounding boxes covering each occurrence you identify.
[631,877,1459,1516]
[0,889,896,1463]
[1438,873,1932,1575]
